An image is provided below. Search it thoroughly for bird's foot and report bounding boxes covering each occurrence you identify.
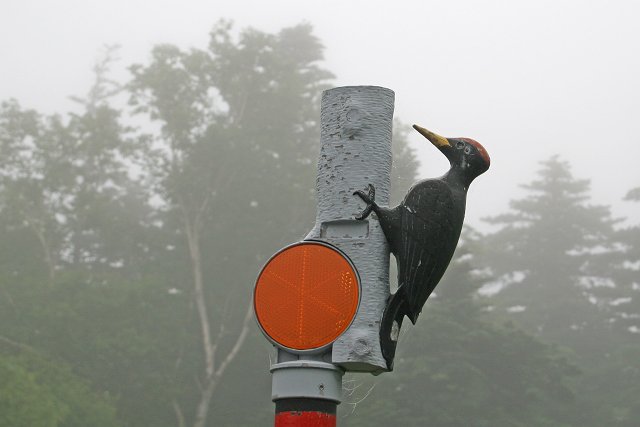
[353,184,377,220]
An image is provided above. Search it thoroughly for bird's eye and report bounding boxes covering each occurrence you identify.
[456,141,464,149]
[464,146,471,154]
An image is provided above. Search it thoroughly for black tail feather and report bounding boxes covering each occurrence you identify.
[379,288,408,371]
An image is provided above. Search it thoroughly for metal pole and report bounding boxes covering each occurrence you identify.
[272,359,341,427]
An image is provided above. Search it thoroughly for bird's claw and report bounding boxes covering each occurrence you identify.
[353,184,376,220]
[353,190,371,204]
[353,183,375,202]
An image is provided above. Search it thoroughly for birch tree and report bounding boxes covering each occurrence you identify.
[129,21,332,427]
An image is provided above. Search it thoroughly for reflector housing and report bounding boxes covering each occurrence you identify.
[254,241,360,352]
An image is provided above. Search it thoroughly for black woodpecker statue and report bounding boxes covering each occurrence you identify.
[354,124,490,369]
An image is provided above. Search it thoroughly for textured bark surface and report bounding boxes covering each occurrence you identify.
[305,86,394,373]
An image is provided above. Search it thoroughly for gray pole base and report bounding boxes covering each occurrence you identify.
[271,360,344,404]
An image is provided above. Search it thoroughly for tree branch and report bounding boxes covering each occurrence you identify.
[192,300,253,427]
[0,335,37,354]
[184,219,215,378]
[172,399,186,427]
[25,218,55,287]
[214,300,253,379]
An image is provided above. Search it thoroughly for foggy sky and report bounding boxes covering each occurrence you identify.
[1,0,639,227]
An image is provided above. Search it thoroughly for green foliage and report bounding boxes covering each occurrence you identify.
[0,354,63,427]
[0,350,120,427]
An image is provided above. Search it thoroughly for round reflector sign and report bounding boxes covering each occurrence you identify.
[254,241,360,352]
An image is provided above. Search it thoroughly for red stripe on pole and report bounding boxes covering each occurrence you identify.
[275,411,337,427]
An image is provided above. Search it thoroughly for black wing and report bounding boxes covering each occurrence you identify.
[397,180,461,321]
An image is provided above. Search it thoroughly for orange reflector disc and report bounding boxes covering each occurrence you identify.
[254,242,360,351]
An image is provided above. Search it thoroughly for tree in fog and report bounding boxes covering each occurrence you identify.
[0,100,69,285]
[481,156,620,346]
[607,187,640,333]
[0,49,157,426]
[62,46,152,278]
[0,47,150,286]
[584,186,640,426]
[1,22,335,427]
[344,229,580,427]
[129,21,332,427]
[479,157,640,426]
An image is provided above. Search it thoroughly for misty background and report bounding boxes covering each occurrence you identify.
[1,1,639,426]
[3,0,640,226]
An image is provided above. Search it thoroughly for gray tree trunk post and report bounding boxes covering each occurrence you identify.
[305,85,394,373]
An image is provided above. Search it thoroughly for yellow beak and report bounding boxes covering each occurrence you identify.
[412,124,450,148]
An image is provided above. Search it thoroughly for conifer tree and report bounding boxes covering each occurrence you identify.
[343,230,580,427]
[481,156,620,347]
[609,187,640,333]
